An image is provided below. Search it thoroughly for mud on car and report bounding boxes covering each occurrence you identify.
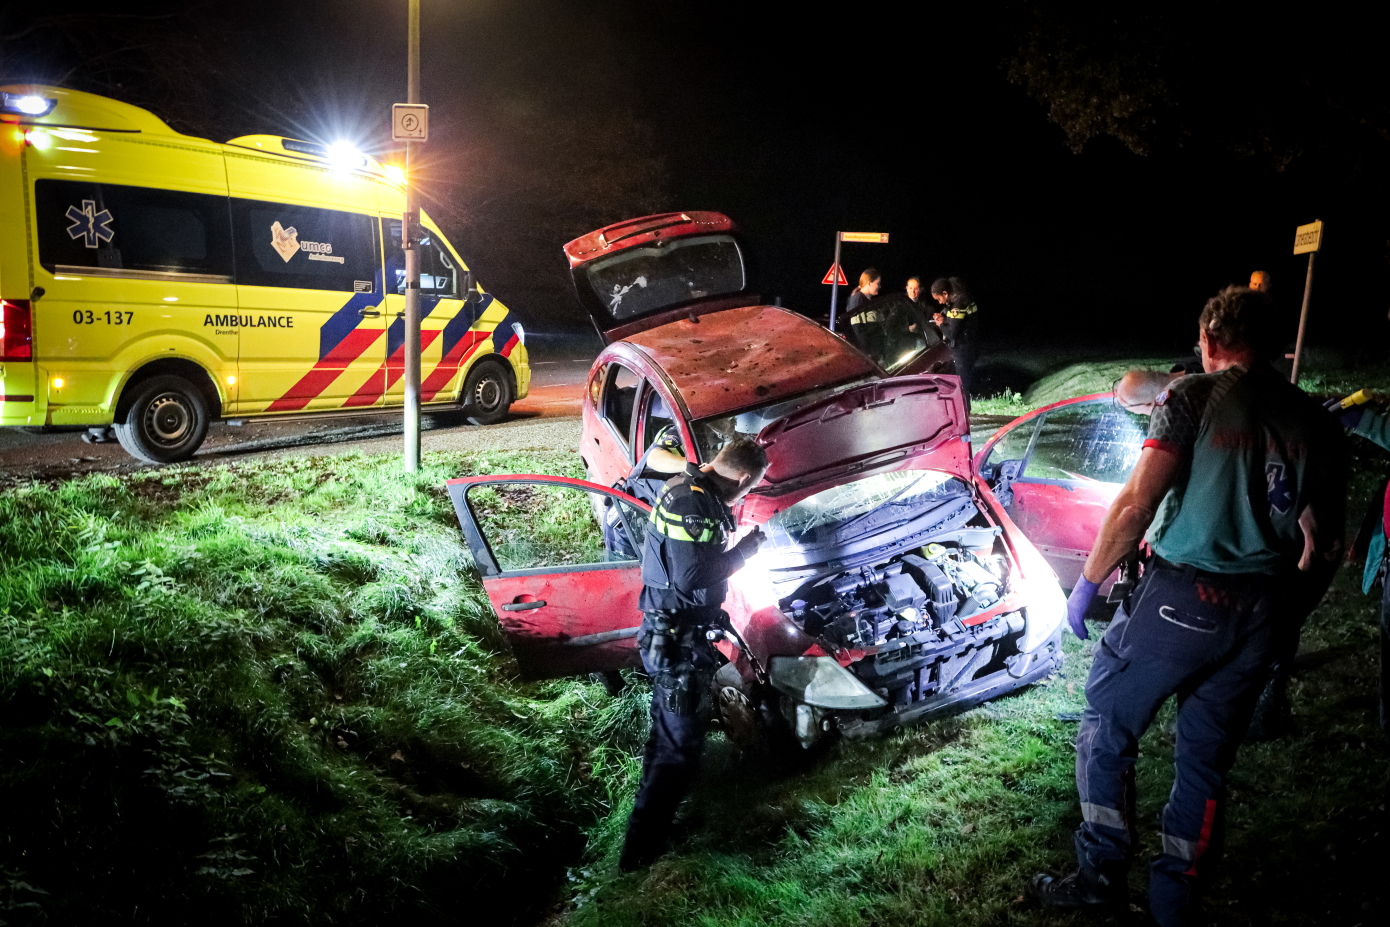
[446,212,1066,749]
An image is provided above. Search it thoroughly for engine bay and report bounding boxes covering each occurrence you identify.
[787,542,1010,650]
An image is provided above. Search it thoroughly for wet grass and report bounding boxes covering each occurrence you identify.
[0,450,653,926]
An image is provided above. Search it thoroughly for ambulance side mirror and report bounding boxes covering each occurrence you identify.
[461,271,476,304]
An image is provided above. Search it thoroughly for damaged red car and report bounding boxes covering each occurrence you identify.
[446,212,1066,748]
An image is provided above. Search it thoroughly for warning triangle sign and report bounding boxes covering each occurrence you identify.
[821,263,848,285]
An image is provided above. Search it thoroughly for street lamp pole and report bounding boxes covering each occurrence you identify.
[402,0,422,472]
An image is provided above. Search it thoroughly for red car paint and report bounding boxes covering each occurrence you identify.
[449,376,1061,682]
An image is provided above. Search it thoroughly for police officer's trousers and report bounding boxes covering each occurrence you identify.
[1075,563,1286,927]
[619,649,712,870]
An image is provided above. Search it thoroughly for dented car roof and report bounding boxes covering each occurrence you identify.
[625,304,878,420]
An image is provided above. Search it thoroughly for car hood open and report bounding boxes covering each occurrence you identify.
[753,375,971,496]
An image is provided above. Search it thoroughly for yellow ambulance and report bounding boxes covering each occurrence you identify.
[0,85,530,462]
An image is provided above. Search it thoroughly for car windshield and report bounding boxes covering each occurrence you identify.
[582,234,746,320]
[689,376,875,461]
[764,470,969,549]
[844,293,940,373]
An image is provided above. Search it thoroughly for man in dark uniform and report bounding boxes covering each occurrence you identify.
[619,437,769,871]
[929,276,980,397]
[1030,286,1347,926]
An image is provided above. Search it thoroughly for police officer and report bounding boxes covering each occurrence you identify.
[619,437,770,871]
[929,276,980,397]
[1030,286,1347,926]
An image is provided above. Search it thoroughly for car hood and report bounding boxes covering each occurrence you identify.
[753,375,970,496]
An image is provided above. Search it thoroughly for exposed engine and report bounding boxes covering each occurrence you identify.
[788,543,1008,648]
[778,536,1028,719]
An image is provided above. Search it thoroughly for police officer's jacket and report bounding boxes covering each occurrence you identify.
[639,463,748,619]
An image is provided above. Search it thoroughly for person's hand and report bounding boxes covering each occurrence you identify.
[932,312,945,325]
[733,526,765,559]
[1067,577,1100,640]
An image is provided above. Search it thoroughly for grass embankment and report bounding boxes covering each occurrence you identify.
[0,452,651,925]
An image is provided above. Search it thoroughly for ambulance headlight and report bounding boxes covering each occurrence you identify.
[511,322,525,346]
[325,141,367,171]
[2,94,56,117]
[768,656,886,710]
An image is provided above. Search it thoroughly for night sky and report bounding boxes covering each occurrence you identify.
[4,2,1386,356]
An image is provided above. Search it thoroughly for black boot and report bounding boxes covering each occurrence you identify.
[1030,865,1127,910]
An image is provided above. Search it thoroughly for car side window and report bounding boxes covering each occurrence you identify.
[1023,404,1148,483]
[602,364,640,450]
[981,416,1040,482]
[639,386,677,452]
[383,219,461,298]
[35,179,234,280]
[232,199,379,292]
[467,482,643,571]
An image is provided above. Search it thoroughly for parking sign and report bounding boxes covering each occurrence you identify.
[392,104,429,142]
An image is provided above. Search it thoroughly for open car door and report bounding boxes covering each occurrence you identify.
[974,395,1147,590]
[447,475,650,679]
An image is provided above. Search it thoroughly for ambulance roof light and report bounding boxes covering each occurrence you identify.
[325,141,367,171]
[2,93,56,117]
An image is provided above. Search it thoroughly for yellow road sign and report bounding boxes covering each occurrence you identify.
[1293,219,1322,255]
[839,231,889,243]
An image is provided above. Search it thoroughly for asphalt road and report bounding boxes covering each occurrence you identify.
[0,332,603,482]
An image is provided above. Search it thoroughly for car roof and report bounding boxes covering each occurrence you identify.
[625,304,879,420]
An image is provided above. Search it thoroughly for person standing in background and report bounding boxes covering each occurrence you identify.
[930,276,981,398]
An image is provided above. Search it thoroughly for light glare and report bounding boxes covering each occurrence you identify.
[325,141,367,171]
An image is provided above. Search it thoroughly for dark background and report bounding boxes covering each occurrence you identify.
[4,1,1387,359]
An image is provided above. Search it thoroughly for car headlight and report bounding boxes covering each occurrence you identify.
[768,655,886,709]
[1019,575,1066,652]
[511,322,525,346]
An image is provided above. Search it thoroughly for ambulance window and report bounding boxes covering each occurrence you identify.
[384,219,461,299]
[231,200,380,292]
[601,363,640,451]
[35,180,233,279]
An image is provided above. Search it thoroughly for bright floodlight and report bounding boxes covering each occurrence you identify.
[325,141,367,171]
[383,164,405,185]
[2,93,56,116]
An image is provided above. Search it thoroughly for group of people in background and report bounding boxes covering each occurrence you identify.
[844,269,982,396]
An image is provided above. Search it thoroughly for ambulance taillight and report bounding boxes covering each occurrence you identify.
[0,300,33,361]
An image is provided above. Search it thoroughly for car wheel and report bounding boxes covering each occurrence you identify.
[462,360,513,426]
[113,374,209,464]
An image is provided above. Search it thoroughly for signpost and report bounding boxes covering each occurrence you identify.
[395,0,424,472]
[1288,219,1323,385]
[827,231,889,333]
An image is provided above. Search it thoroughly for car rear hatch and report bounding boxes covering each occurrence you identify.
[562,211,759,342]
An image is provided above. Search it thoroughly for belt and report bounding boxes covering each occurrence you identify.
[1151,555,1273,583]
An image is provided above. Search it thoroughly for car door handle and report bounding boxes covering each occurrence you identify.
[357,308,381,318]
[502,599,547,611]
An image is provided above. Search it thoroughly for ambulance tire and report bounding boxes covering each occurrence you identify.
[114,375,210,464]
[463,360,513,426]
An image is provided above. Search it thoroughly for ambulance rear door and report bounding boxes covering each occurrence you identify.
[224,153,386,413]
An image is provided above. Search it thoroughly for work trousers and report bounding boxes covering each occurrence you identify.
[949,343,978,399]
[619,648,713,869]
[1075,563,1286,927]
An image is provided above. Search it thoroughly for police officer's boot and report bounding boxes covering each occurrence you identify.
[1029,863,1128,910]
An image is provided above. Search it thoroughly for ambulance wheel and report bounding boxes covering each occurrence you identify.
[463,361,513,426]
[114,375,209,464]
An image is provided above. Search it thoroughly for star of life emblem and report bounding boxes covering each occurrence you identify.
[270,221,301,262]
[65,200,114,248]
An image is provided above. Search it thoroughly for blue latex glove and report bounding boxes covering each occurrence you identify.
[1067,577,1100,640]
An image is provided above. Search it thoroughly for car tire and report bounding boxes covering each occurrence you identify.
[113,374,209,464]
[462,359,513,426]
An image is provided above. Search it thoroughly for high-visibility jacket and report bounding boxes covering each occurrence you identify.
[638,463,746,618]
